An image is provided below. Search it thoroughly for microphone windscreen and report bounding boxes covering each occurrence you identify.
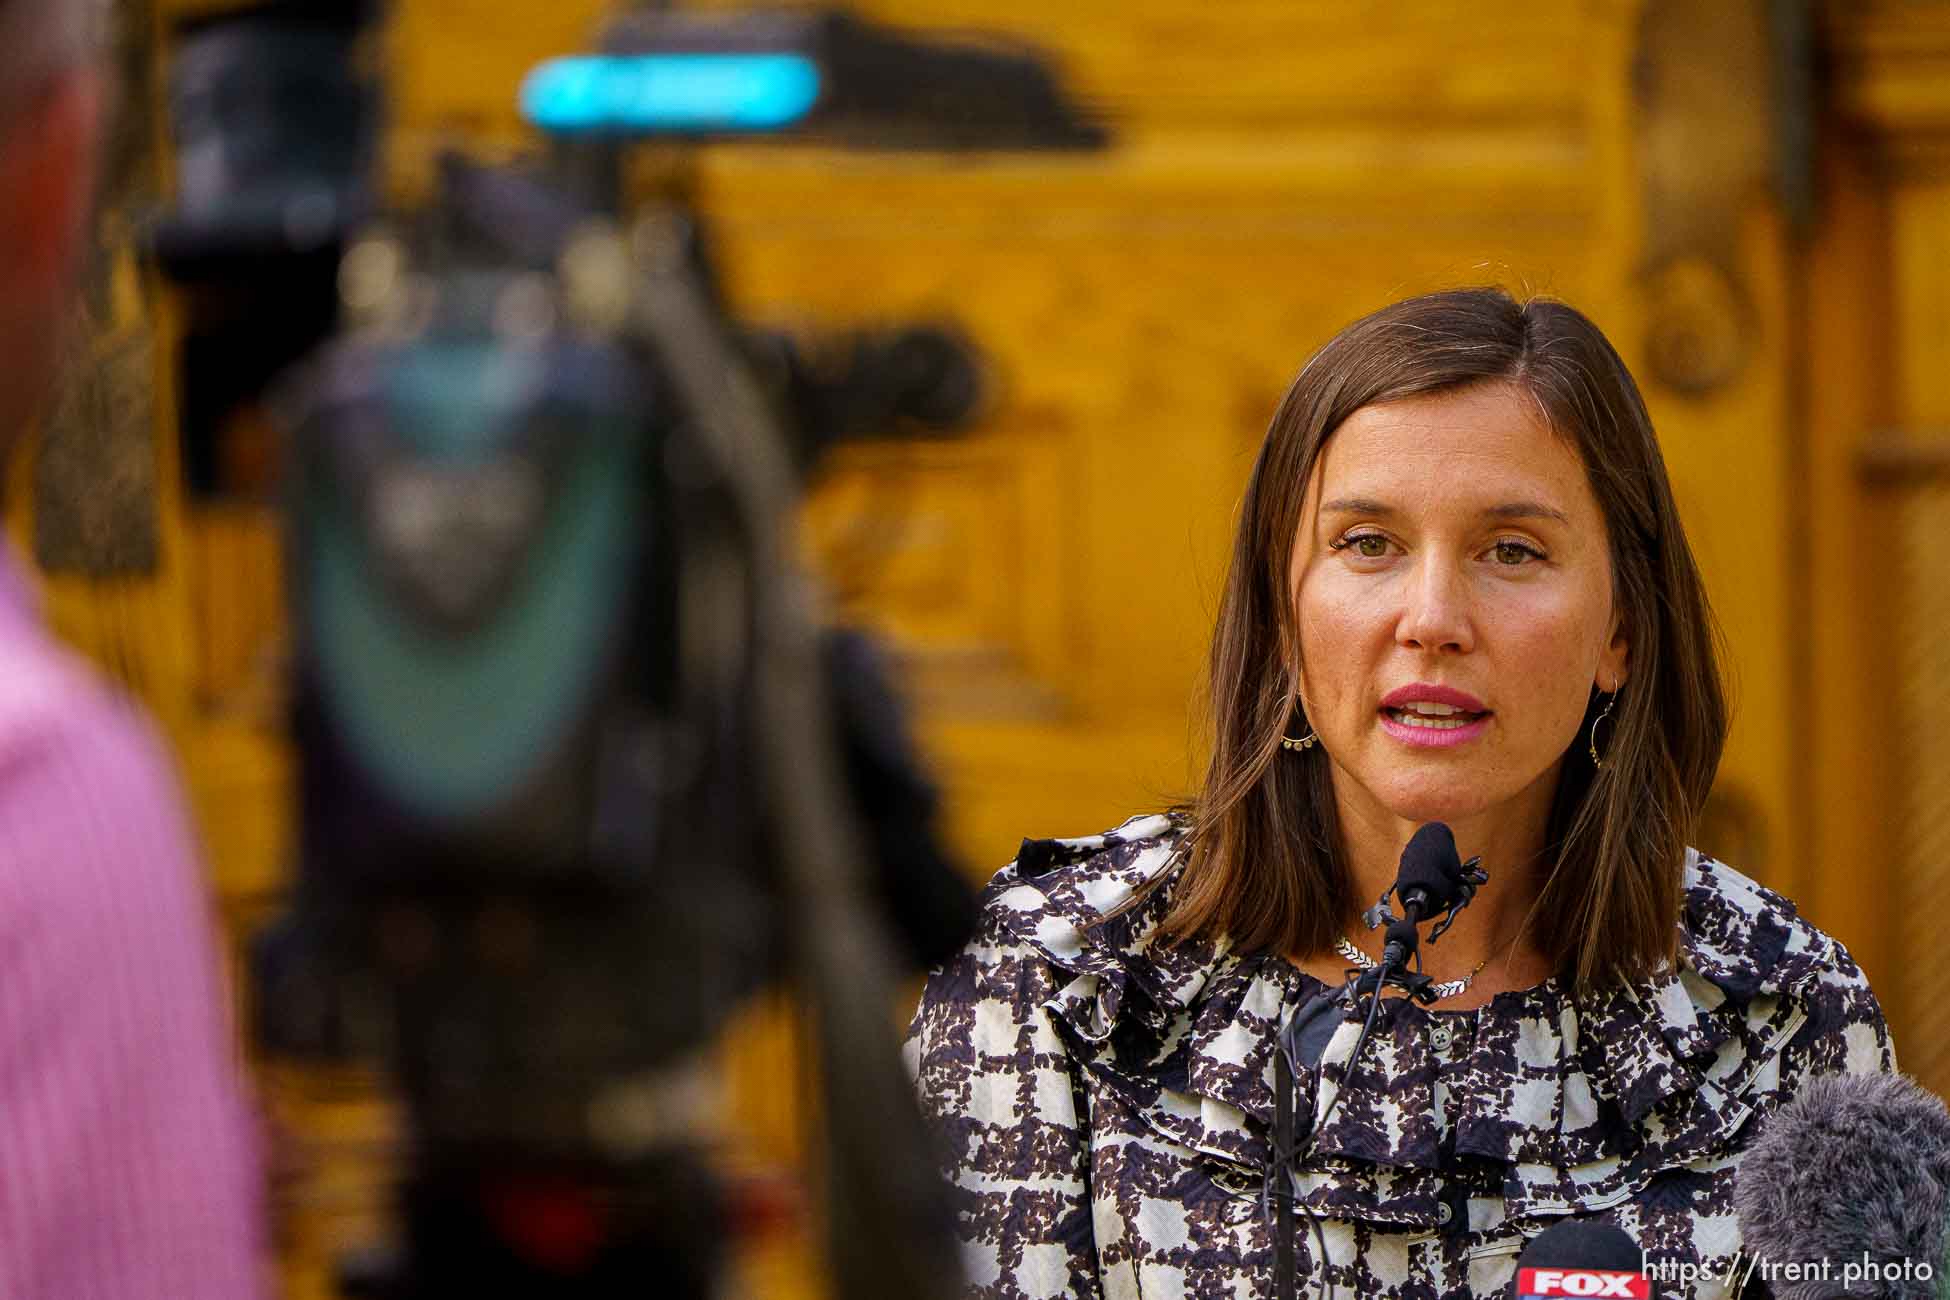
[1397,821,1462,902]
[1734,1071,1950,1299]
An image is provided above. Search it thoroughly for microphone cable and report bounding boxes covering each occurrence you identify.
[1272,822,1490,1300]
[1271,1026,1339,1300]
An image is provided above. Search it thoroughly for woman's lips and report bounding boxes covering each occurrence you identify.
[1379,684,1486,712]
[1378,710,1492,748]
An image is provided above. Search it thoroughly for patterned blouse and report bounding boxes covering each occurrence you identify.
[904,812,1896,1300]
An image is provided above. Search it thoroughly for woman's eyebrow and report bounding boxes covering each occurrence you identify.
[1486,501,1571,524]
[1318,497,1570,525]
[1319,497,1392,516]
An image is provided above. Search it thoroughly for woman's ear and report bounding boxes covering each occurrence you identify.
[1599,622,1630,694]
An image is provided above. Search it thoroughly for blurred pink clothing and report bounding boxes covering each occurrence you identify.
[0,541,266,1298]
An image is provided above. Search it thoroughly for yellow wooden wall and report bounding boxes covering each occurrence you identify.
[5,0,1940,1295]
[1830,0,1950,1102]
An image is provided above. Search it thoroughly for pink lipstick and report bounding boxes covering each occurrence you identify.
[1378,683,1492,749]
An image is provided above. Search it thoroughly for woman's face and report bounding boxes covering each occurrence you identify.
[1289,381,1630,833]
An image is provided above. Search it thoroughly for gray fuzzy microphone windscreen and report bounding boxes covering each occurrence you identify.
[1734,1072,1950,1299]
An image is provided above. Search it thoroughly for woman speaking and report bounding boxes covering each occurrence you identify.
[904,288,1893,1299]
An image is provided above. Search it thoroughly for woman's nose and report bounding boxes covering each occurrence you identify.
[1396,558,1475,654]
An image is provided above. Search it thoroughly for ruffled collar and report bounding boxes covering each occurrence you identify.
[987,812,1832,1226]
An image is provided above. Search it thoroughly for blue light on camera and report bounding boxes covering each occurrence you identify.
[520,54,822,134]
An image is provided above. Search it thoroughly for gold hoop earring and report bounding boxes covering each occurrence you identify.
[1588,684,1618,768]
[1282,680,1317,752]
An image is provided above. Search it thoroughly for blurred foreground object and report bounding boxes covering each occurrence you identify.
[1735,1072,1950,1299]
[145,2,1102,1295]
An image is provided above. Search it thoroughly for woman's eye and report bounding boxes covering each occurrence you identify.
[1491,540,1542,566]
[1332,533,1391,558]
[1329,534,1543,564]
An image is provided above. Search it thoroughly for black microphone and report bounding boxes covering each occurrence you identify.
[1734,1071,1950,1299]
[1370,822,1487,973]
[1379,915,1421,973]
[1380,822,1464,967]
[1325,821,1498,1161]
[1512,1221,1649,1298]
[1397,821,1467,919]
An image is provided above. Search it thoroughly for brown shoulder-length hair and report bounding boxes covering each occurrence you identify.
[1166,287,1727,993]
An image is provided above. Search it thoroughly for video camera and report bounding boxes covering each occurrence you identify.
[148,4,1104,1295]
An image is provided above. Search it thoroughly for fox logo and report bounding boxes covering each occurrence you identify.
[1516,1267,1650,1298]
